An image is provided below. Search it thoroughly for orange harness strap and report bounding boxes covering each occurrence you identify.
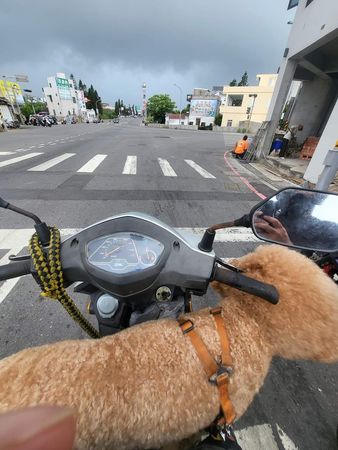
[179,307,236,426]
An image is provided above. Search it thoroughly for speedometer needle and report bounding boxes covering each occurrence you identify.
[106,246,121,257]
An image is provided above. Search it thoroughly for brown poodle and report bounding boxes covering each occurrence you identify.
[0,245,337,450]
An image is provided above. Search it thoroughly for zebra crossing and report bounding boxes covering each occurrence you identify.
[0,152,219,178]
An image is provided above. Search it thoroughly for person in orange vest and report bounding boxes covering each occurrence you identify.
[233,135,249,159]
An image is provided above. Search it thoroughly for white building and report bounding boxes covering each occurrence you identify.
[259,0,338,184]
[188,88,220,127]
[43,73,80,120]
[165,113,189,126]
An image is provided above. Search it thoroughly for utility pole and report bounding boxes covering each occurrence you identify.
[174,83,182,125]
[247,93,257,133]
[142,82,147,121]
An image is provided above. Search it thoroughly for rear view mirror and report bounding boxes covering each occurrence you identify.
[251,188,338,253]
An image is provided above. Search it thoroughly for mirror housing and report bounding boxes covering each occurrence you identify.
[250,187,338,253]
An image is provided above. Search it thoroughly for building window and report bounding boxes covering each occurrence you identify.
[227,120,233,127]
[53,109,56,116]
[72,97,76,103]
[49,83,52,88]
[227,95,243,107]
[48,95,53,103]
[55,93,57,96]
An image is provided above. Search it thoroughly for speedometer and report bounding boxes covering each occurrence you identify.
[87,232,164,274]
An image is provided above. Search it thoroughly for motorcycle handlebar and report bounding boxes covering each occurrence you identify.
[212,266,279,304]
[0,259,31,281]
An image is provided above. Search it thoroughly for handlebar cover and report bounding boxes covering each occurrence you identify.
[213,266,279,304]
[0,259,31,281]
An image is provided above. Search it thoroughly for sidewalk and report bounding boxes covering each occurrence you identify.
[247,155,338,192]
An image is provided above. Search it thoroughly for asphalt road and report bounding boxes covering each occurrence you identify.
[0,119,337,449]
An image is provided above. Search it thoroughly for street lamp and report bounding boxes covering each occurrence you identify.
[95,98,101,121]
[247,94,257,133]
[173,83,182,125]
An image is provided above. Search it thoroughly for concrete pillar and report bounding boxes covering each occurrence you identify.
[304,98,338,184]
[288,76,334,142]
[257,59,297,158]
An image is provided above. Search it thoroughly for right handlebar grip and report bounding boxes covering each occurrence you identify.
[0,259,31,281]
[213,266,279,304]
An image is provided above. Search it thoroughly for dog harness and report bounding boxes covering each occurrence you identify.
[178,307,236,427]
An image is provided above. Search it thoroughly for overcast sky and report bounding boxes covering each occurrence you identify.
[1,0,294,108]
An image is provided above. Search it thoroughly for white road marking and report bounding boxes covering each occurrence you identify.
[184,159,216,178]
[276,424,299,450]
[49,143,56,146]
[158,158,177,177]
[77,154,107,173]
[29,145,36,149]
[123,155,137,174]
[28,153,76,171]
[0,152,43,168]
[0,152,15,156]
[16,148,24,151]
[236,424,279,449]
[47,141,53,144]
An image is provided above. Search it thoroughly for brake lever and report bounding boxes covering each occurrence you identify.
[215,257,243,273]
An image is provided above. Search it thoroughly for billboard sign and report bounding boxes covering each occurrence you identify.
[56,77,71,100]
[0,80,23,104]
[189,99,218,117]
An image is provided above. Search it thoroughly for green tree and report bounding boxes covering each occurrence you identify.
[69,73,77,90]
[21,101,47,119]
[101,108,117,120]
[147,94,176,123]
[86,84,102,114]
[181,104,190,114]
[238,71,248,86]
[229,79,237,86]
[214,113,222,126]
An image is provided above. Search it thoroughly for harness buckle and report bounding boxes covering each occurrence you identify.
[209,365,233,384]
[180,319,194,334]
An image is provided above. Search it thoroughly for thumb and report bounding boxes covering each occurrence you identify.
[0,405,76,450]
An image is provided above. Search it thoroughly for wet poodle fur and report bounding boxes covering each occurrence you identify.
[0,245,337,449]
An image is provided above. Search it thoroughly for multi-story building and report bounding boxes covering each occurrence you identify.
[43,73,80,120]
[219,74,278,130]
[259,0,338,184]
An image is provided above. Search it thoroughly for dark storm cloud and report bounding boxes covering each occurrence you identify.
[1,0,293,104]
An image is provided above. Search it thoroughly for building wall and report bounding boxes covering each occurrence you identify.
[43,73,79,119]
[288,76,335,142]
[287,0,338,59]
[304,97,338,183]
[259,0,338,159]
[220,74,277,128]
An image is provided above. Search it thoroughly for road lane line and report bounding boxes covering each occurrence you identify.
[0,246,25,304]
[158,158,177,176]
[122,156,137,174]
[29,145,36,149]
[0,152,15,156]
[28,153,76,171]
[0,152,43,168]
[77,154,107,173]
[236,424,279,449]
[184,160,216,178]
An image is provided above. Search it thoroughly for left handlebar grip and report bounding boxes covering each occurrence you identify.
[0,260,31,281]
